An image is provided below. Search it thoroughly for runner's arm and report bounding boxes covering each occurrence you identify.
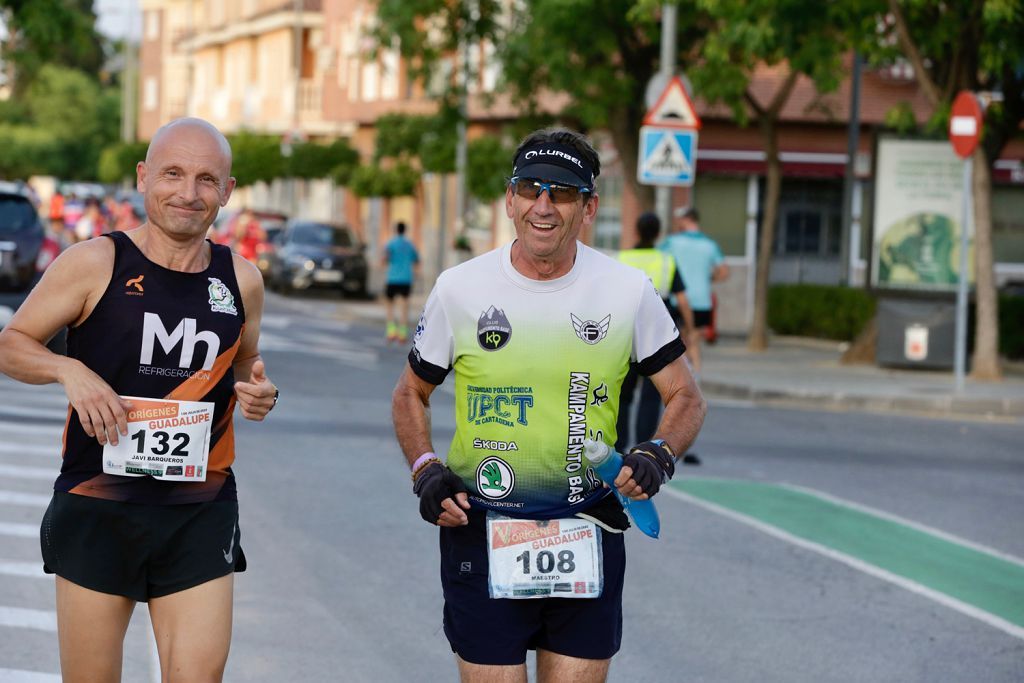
[393,365,469,526]
[231,254,276,420]
[0,238,132,446]
[650,356,705,458]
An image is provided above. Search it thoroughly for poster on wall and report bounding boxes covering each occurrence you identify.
[871,138,974,290]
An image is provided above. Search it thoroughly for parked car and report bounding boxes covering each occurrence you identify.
[267,220,368,297]
[0,182,48,291]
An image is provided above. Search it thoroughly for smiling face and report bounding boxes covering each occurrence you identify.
[137,120,235,240]
[505,180,599,279]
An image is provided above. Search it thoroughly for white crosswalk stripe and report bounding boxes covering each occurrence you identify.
[0,443,59,458]
[0,522,38,538]
[0,464,54,481]
[0,561,46,579]
[0,669,62,683]
[258,310,380,367]
[0,670,62,683]
[0,490,51,508]
[0,606,57,632]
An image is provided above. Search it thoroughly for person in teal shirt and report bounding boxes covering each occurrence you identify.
[660,207,728,373]
[382,221,419,342]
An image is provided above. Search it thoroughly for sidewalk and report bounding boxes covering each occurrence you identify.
[700,335,1024,420]
[334,294,1023,420]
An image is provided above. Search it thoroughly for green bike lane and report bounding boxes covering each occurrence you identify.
[665,478,1024,640]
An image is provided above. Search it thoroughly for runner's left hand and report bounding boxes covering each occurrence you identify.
[234,360,276,421]
[617,440,676,500]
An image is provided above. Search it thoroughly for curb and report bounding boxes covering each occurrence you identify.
[701,379,1024,420]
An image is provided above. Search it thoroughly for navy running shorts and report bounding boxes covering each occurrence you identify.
[40,491,245,602]
[385,283,412,299]
[439,508,625,665]
[692,309,712,328]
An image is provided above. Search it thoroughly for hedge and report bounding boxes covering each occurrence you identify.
[767,284,1024,360]
[767,284,876,342]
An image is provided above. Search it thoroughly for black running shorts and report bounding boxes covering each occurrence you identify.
[385,283,412,299]
[40,492,246,602]
[692,309,712,328]
[439,509,625,665]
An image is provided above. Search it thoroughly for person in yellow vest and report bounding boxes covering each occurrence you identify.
[616,211,695,452]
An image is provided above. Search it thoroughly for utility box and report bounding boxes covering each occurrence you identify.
[876,297,957,369]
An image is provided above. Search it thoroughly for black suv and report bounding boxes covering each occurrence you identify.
[267,221,369,297]
[0,183,45,291]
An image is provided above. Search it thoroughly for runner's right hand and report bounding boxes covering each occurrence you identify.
[59,359,132,446]
[413,463,470,526]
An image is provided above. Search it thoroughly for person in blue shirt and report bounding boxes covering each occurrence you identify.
[382,221,420,342]
[660,207,729,374]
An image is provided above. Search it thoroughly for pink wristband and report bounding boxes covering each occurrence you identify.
[411,452,438,472]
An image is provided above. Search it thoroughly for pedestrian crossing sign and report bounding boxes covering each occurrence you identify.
[637,126,698,186]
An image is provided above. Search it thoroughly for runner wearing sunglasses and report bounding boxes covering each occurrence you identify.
[393,128,707,682]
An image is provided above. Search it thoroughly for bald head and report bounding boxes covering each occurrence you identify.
[146,117,232,167]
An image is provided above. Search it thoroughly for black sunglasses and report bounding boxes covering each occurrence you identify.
[510,176,592,204]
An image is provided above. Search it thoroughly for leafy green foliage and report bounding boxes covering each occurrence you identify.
[767,284,877,341]
[0,124,61,178]
[96,141,148,184]
[0,0,105,94]
[289,138,360,180]
[12,65,121,179]
[227,132,285,187]
[374,112,456,173]
[467,135,512,200]
[349,163,420,198]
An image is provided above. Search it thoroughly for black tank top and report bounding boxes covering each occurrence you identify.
[57,231,245,503]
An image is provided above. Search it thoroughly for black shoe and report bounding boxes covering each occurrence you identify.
[681,452,701,466]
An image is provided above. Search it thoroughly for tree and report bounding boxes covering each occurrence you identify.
[879,0,1024,380]
[0,0,104,94]
[689,0,876,351]
[21,64,120,178]
[373,1,707,211]
[467,135,513,201]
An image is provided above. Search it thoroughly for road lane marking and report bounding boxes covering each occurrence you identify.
[0,669,61,683]
[0,490,51,507]
[0,405,69,420]
[665,478,1024,640]
[0,561,46,579]
[0,606,56,632]
[0,443,58,457]
[0,464,55,481]
[0,423,63,436]
[0,522,38,538]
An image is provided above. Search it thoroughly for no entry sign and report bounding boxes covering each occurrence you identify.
[949,91,983,159]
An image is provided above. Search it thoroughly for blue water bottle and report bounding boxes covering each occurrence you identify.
[584,439,661,539]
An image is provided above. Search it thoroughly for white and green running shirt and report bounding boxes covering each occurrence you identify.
[409,241,684,519]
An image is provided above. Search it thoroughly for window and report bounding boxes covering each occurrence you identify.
[144,77,158,111]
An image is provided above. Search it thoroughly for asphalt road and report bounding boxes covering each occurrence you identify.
[1,290,1022,681]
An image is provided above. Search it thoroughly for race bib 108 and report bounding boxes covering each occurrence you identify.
[486,513,603,599]
[102,397,213,482]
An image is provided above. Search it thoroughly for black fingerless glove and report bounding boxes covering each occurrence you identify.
[622,439,676,496]
[413,462,468,524]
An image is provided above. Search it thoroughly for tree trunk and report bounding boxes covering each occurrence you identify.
[747,116,781,351]
[607,117,655,212]
[970,147,1001,380]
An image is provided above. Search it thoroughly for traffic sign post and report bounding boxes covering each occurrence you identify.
[949,91,983,391]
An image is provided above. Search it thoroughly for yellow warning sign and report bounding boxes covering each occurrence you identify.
[643,76,701,130]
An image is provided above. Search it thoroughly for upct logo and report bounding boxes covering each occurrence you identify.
[125,275,144,295]
[140,312,220,370]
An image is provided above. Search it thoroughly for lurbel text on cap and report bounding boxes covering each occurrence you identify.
[524,148,584,168]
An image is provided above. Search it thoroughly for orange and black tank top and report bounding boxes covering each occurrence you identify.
[57,231,245,503]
